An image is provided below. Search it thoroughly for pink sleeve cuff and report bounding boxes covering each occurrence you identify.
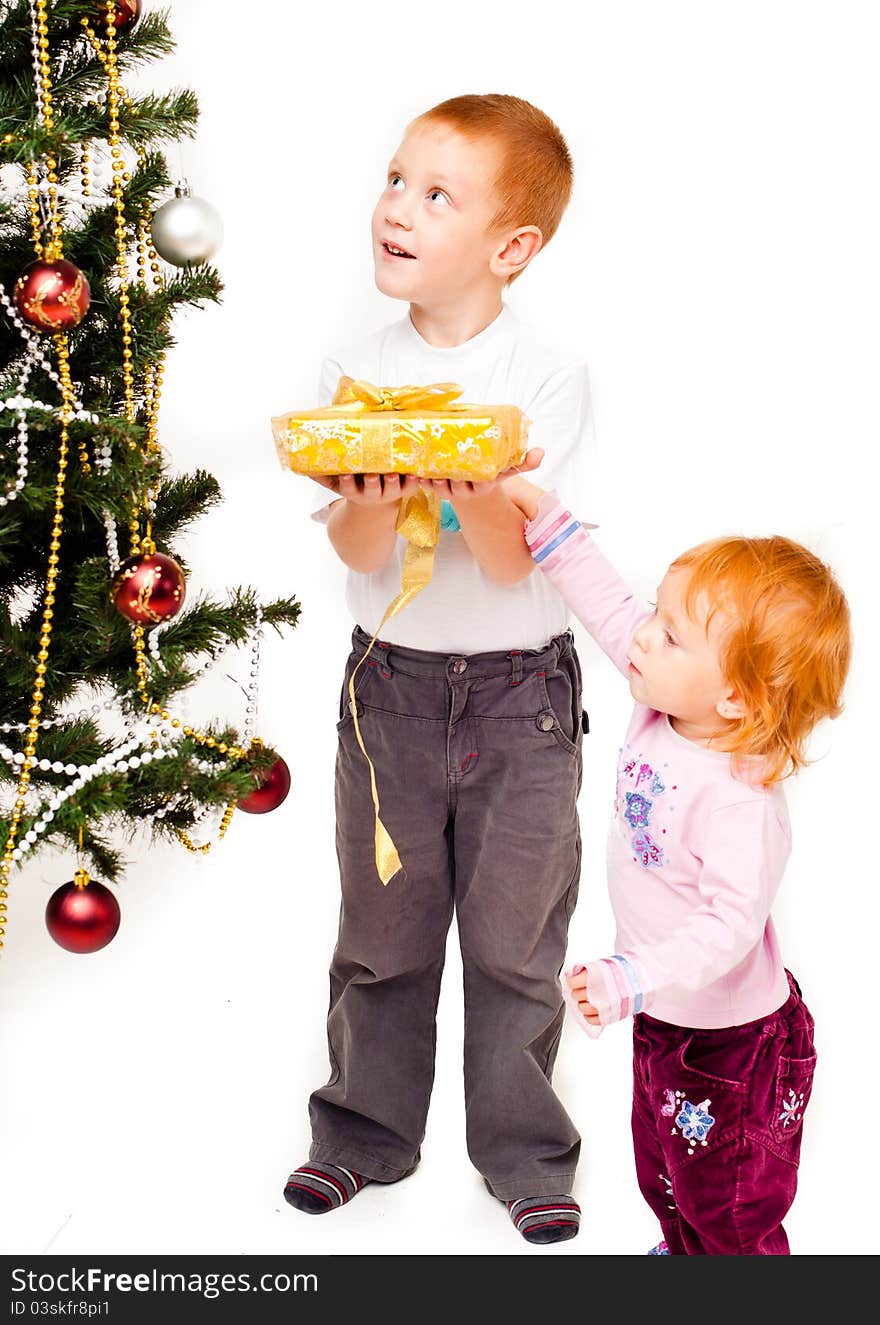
[561,967,603,1040]
[562,954,651,1033]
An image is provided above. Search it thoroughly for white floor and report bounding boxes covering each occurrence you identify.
[0,820,871,1258]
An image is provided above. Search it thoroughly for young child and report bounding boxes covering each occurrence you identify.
[515,483,851,1254]
[282,95,593,1244]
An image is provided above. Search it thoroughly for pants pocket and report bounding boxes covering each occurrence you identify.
[768,1052,817,1157]
[336,650,375,729]
[653,1034,749,1177]
[538,661,581,756]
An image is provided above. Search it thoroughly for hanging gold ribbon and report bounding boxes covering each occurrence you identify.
[346,484,441,885]
[272,375,528,883]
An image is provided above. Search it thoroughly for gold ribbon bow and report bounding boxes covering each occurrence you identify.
[333,376,465,412]
[326,378,469,477]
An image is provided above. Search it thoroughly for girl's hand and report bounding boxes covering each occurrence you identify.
[309,473,421,506]
[566,964,600,1026]
[416,446,545,503]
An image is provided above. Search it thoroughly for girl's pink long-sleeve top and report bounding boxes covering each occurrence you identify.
[525,493,792,1030]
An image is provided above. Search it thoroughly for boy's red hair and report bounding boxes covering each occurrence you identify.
[413,94,573,276]
[671,535,851,783]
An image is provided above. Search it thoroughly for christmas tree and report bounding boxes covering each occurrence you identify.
[0,0,300,952]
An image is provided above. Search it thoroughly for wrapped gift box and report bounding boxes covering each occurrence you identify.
[272,376,530,482]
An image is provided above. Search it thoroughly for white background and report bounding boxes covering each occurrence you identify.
[1,0,877,1258]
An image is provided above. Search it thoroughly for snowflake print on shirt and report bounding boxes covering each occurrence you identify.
[615,744,677,870]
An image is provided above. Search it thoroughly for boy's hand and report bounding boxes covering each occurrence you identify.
[566,965,600,1026]
[416,446,545,502]
[310,473,421,506]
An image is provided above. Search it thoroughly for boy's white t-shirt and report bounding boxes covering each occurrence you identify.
[309,304,592,653]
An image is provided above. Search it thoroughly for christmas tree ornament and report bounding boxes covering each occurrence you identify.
[238,753,291,814]
[45,868,120,953]
[150,182,223,266]
[12,258,91,332]
[97,0,142,33]
[1,0,300,951]
[110,543,186,624]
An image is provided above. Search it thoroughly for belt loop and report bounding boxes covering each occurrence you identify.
[508,649,523,687]
[375,637,393,679]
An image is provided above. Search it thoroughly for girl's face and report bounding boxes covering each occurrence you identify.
[626,568,744,743]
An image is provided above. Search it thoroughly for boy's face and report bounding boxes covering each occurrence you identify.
[371,121,506,306]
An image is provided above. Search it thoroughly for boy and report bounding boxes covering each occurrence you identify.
[284,94,592,1245]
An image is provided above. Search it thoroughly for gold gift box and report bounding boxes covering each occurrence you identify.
[272,376,530,482]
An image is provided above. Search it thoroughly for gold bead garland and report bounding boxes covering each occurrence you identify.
[0,333,74,946]
[6,2,261,909]
[2,0,84,943]
[81,9,257,850]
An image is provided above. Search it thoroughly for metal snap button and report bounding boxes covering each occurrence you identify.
[538,712,555,732]
[453,658,468,674]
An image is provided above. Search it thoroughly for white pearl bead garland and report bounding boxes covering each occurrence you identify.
[1,5,273,878]
[0,283,88,414]
[3,728,182,862]
[0,599,265,852]
[0,282,106,492]
[28,0,46,128]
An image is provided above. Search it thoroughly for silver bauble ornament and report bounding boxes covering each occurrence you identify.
[150,183,223,266]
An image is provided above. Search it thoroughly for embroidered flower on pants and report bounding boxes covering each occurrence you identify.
[625,791,652,829]
[778,1087,805,1128]
[675,1099,715,1142]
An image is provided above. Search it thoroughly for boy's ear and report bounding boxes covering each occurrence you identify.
[716,688,747,721]
[490,226,543,281]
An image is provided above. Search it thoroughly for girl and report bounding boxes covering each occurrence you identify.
[514,483,851,1256]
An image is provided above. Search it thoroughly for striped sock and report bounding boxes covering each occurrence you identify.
[508,1195,581,1244]
[283,1162,369,1215]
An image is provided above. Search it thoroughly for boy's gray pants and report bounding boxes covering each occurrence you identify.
[308,626,583,1200]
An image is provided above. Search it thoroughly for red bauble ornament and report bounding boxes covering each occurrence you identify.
[238,755,291,814]
[96,0,142,31]
[46,875,121,954]
[12,258,91,332]
[110,551,186,624]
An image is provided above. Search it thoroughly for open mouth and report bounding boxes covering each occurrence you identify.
[382,240,415,259]
[627,659,642,676]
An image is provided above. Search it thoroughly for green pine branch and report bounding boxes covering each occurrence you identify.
[0,1,301,899]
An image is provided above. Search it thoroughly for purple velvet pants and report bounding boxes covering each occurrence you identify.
[632,972,816,1255]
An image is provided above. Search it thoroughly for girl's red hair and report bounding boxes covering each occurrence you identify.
[671,536,851,783]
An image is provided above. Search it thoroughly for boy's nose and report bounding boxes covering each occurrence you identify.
[385,202,413,230]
